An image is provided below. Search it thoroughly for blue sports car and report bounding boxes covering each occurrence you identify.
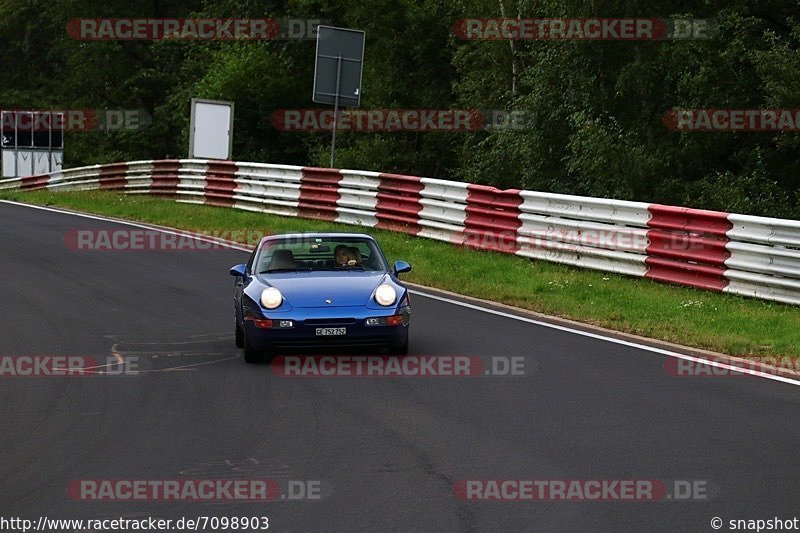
[230,233,412,363]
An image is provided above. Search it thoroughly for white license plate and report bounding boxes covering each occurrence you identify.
[315,327,347,336]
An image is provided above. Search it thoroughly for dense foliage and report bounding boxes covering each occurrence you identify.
[2,0,798,217]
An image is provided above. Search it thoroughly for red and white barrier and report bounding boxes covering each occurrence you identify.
[2,159,799,305]
[234,163,302,217]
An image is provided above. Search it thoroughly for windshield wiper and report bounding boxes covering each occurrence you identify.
[259,267,312,273]
[318,266,366,271]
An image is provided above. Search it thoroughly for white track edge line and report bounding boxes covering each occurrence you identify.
[408,290,800,386]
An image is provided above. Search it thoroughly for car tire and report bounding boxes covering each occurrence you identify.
[242,329,262,364]
[388,338,409,356]
[235,319,245,349]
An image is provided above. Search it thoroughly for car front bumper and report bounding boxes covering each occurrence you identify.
[243,305,410,352]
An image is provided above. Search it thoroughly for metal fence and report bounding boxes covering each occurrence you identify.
[2,158,799,305]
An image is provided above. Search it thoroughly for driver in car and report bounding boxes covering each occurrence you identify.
[348,246,363,266]
[334,244,360,267]
[334,244,351,267]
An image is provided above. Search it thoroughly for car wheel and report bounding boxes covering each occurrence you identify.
[243,345,262,364]
[235,318,245,349]
[242,329,262,364]
[388,338,409,356]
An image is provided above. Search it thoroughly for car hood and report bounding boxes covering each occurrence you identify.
[258,271,389,308]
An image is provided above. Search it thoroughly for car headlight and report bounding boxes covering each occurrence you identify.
[375,284,397,306]
[260,287,283,309]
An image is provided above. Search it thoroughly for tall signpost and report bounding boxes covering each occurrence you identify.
[313,26,364,168]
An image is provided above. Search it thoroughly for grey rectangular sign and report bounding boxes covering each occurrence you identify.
[313,26,365,108]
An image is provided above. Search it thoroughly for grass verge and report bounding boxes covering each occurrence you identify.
[2,189,798,357]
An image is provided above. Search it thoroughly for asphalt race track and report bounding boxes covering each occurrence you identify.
[1,200,799,532]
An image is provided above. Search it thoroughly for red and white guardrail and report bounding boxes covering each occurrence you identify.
[2,159,799,305]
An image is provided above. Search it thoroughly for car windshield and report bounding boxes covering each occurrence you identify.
[255,236,389,274]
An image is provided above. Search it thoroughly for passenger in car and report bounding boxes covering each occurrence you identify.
[348,247,363,265]
[334,245,351,267]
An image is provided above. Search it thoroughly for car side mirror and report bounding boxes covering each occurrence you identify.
[394,260,412,275]
[229,264,247,277]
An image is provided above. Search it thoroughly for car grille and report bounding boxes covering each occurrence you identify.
[271,336,387,350]
[303,318,357,326]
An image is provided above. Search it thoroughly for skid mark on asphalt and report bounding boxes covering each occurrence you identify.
[101,333,240,373]
[179,458,297,479]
